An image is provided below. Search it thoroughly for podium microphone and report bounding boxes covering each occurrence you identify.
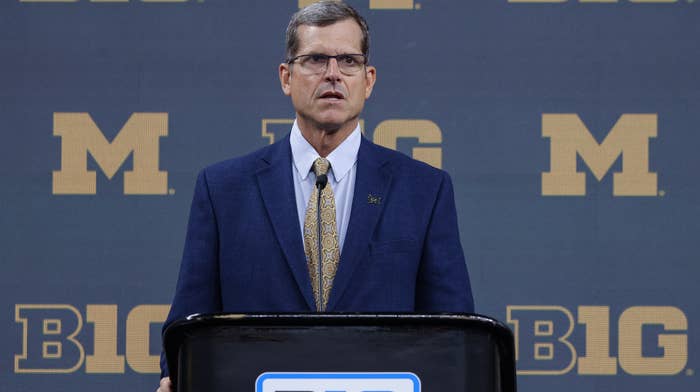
[316,174,328,190]
[315,173,328,311]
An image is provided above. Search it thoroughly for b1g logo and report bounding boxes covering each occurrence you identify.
[509,0,685,3]
[20,0,193,3]
[52,112,169,195]
[14,304,169,374]
[507,305,689,376]
[542,113,657,196]
[256,372,421,392]
[262,118,442,169]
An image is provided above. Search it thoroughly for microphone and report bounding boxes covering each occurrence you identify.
[314,171,328,311]
[316,173,328,190]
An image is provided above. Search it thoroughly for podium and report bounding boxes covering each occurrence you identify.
[164,313,516,392]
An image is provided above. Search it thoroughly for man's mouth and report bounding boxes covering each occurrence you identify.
[318,90,345,100]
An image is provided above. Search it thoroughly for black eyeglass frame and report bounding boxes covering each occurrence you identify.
[286,53,369,74]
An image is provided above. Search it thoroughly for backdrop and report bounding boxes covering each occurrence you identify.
[1,0,697,391]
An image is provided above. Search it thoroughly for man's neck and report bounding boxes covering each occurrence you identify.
[297,120,358,157]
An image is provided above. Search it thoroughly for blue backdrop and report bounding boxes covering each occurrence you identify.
[1,0,697,390]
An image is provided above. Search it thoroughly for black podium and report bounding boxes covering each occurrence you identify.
[164,313,516,392]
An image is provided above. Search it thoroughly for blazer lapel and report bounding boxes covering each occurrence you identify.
[327,138,392,310]
[256,137,316,311]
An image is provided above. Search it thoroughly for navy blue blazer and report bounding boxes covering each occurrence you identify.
[161,135,473,375]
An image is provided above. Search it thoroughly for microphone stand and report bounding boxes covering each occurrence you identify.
[315,173,328,312]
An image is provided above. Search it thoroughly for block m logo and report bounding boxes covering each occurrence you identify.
[542,114,657,196]
[53,113,168,195]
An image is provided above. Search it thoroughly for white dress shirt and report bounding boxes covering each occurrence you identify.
[290,120,360,254]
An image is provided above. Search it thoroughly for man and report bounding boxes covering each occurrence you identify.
[158,2,473,391]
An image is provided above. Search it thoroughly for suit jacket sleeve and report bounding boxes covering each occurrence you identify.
[415,171,474,313]
[160,169,222,377]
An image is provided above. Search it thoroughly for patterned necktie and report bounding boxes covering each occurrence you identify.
[303,157,340,311]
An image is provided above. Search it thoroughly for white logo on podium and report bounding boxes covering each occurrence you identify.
[256,372,421,392]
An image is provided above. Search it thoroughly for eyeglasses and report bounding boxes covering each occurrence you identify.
[287,53,368,75]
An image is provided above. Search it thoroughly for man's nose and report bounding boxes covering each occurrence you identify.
[324,58,342,81]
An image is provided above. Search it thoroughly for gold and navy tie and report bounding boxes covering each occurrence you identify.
[303,157,340,311]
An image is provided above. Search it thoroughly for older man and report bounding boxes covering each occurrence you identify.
[158,2,473,391]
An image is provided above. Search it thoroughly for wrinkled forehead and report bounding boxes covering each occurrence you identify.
[295,19,363,55]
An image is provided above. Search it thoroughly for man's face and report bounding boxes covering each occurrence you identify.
[279,19,376,134]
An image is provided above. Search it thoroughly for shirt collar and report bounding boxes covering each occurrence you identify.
[290,120,361,182]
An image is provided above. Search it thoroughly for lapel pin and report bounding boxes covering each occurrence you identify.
[367,194,382,205]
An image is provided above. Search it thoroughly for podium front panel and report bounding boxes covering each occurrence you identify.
[164,314,515,392]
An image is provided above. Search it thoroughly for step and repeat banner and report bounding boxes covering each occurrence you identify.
[1,0,697,391]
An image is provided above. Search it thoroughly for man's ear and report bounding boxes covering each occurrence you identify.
[364,65,377,99]
[279,63,292,96]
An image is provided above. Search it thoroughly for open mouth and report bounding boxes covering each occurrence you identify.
[319,90,345,100]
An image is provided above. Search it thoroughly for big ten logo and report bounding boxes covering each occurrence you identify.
[52,113,169,195]
[299,0,420,10]
[257,372,420,392]
[507,306,690,376]
[14,304,169,374]
[508,0,685,4]
[20,0,193,3]
[261,118,442,168]
[541,113,658,196]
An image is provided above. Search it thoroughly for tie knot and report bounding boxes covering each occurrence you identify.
[313,157,330,176]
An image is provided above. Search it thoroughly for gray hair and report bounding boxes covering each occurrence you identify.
[285,1,370,61]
